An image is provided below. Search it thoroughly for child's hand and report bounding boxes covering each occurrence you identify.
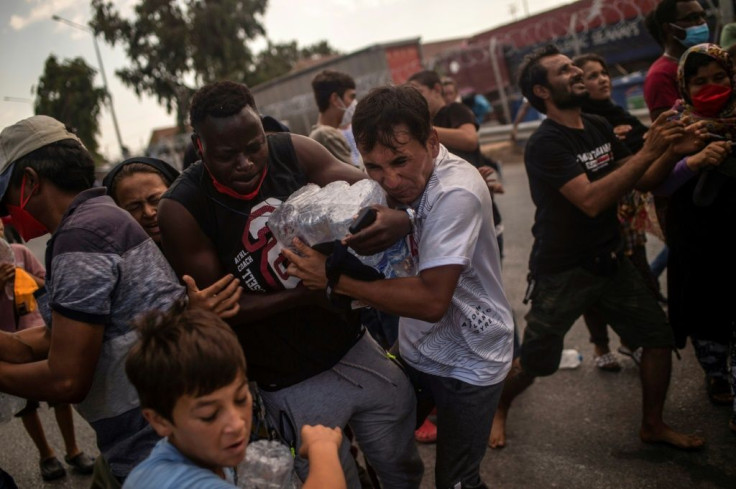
[299,424,342,459]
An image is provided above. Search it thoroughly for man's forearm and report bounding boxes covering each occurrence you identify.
[579,148,659,216]
[0,360,71,402]
[434,126,478,152]
[335,274,453,324]
[635,148,680,191]
[0,328,49,363]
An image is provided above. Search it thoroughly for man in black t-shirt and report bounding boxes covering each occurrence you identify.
[408,70,482,166]
[489,45,705,451]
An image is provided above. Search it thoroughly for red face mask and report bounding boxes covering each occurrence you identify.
[691,83,733,117]
[6,175,48,241]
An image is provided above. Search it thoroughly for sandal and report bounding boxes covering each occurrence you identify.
[594,352,621,372]
[706,376,734,406]
[65,452,95,474]
[414,418,437,444]
[40,456,66,481]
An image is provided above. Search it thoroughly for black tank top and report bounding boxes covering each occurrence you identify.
[164,133,363,389]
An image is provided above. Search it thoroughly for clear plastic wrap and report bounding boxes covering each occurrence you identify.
[268,181,415,279]
[268,180,386,249]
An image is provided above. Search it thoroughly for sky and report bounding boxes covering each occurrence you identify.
[0,0,572,161]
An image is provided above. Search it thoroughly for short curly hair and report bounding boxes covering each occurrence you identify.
[189,81,258,132]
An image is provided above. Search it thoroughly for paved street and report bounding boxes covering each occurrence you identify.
[1,143,735,488]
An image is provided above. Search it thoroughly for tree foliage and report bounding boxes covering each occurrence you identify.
[247,40,340,86]
[91,0,338,128]
[34,55,106,157]
[92,0,267,127]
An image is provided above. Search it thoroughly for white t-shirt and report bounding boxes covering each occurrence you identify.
[399,145,514,386]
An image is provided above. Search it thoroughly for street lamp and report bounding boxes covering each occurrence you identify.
[51,15,127,158]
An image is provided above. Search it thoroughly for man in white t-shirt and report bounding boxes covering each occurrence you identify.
[284,84,514,489]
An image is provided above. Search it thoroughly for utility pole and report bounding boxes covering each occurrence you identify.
[52,15,127,158]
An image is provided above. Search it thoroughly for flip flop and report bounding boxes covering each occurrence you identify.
[414,418,437,443]
[594,352,621,372]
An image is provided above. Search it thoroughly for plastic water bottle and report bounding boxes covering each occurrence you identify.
[559,349,583,369]
[237,440,297,489]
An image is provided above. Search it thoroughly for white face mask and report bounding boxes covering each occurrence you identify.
[339,99,357,127]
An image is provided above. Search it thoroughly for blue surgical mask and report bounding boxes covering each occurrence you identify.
[670,22,710,47]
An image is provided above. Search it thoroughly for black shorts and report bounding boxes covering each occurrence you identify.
[521,256,673,377]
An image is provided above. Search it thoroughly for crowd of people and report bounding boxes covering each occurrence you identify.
[0,0,734,488]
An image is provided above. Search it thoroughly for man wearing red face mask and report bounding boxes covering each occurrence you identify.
[0,115,244,486]
[158,81,423,489]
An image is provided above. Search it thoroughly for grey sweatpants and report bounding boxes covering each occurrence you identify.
[260,333,423,489]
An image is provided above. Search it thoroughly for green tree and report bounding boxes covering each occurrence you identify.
[91,0,339,127]
[247,40,340,87]
[34,55,106,158]
[91,0,268,127]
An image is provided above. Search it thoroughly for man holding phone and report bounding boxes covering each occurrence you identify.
[284,84,514,489]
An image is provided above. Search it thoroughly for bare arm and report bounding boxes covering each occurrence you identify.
[0,327,50,363]
[283,238,462,323]
[636,120,709,191]
[434,123,479,152]
[158,198,327,328]
[291,134,365,185]
[559,110,684,217]
[300,425,346,489]
[0,313,102,403]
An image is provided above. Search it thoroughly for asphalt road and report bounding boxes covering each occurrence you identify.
[1,145,734,488]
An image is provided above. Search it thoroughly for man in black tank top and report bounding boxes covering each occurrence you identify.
[158,81,422,489]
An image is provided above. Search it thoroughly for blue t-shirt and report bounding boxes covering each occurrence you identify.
[123,438,236,489]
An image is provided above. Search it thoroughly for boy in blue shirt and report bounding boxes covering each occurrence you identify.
[123,303,346,489]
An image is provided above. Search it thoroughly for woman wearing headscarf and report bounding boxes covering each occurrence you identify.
[103,157,242,317]
[667,43,736,430]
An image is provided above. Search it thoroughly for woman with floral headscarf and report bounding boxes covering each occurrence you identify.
[667,43,736,431]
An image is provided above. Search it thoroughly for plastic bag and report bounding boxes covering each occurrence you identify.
[267,181,414,279]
